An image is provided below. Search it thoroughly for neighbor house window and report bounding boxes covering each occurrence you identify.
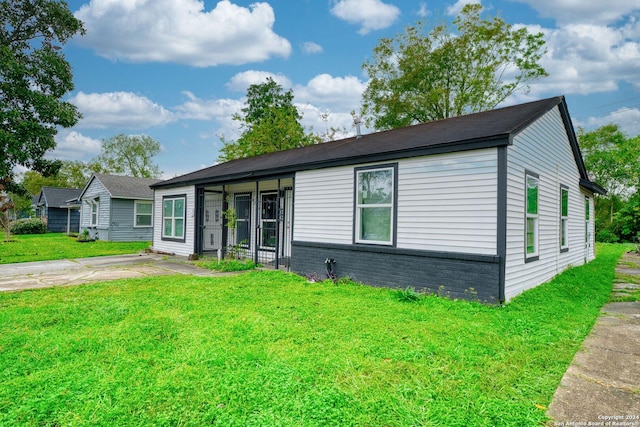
[525,172,539,259]
[560,186,569,251]
[162,196,185,240]
[134,201,153,227]
[355,164,396,245]
[90,200,99,226]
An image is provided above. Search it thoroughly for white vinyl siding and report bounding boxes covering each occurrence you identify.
[294,167,355,244]
[152,186,196,256]
[504,106,591,300]
[397,150,498,255]
[294,149,498,255]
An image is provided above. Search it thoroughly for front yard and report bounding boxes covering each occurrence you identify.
[0,244,628,426]
[0,233,149,264]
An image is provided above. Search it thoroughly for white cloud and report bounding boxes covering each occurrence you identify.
[522,21,640,98]
[74,0,291,67]
[511,0,639,25]
[294,74,367,111]
[297,103,359,139]
[302,42,323,54]
[175,91,243,121]
[225,70,293,93]
[330,0,401,35]
[417,2,430,18]
[70,92,175,129]
[446,0,481,17]
[586,107,640,138]
[50,131,102,161]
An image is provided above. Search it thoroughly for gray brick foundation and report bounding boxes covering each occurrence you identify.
[291,241,501,303]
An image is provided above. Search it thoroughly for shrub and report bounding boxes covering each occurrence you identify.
[596,228,619,243]
[10,218,46,235]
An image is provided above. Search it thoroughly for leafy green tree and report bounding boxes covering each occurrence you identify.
[578,124,640,240]
[361,4,547,130]
[218,78,319,162]
[20,160,95,195]
[92,134,162,178]
[578,124,638,199]
[0,0,85,194]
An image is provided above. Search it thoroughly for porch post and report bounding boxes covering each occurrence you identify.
[275,179,281,270]
[254,181,259,265]
[221,185,228,259]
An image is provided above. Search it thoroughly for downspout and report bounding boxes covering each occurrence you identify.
[497,146,508,304]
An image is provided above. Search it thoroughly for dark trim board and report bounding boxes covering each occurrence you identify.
[291,241,501,303]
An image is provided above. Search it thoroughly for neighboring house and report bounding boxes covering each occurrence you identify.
[150,96,605,303]
[79,173,161,242]
[36,187,82,233]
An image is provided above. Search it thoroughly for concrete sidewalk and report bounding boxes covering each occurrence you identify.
[0,253,225,292]
[547,251,640,425]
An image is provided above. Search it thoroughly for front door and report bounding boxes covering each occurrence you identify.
[203,193,223,252]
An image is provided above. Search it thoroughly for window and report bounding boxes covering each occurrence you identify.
[162,196,185,240]
[90,199,99,226]
[525,173,539,259]
[560,186,569,251]
[134,201,153,227]
[235,194,251,247]
[260,193,277,249]
[355,165,396,245]
[585,196,590,244]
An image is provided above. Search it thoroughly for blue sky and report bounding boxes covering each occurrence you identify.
[49,0,640,179]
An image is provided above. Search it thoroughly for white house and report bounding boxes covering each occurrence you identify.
[150,96,605,303]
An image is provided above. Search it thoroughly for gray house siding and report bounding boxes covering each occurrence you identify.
[109,199,153,242]
[80,178,111,240]
[44,207,80,233]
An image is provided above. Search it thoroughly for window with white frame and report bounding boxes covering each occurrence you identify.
[585,196,590,244]
[525,173,539,259]
[90,199,99,226]
[134,200,153,227]
[355,165,396,245]
[560,186,569,251]
[162,196,185,240]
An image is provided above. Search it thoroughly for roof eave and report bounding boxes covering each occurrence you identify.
[152,135,511,189]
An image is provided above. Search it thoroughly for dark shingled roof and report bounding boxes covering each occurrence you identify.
[153,96,602,193]
[82,174,161,200]
[38,187,82,207]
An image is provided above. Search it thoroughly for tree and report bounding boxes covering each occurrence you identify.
[18,160,95,196]
[1,0,85,194]
[578,124,640,240]
[361,4,547,130]
[218,78,319,162]
[92,134,162,178]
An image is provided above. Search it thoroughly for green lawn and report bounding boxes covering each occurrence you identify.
[0,244,627,426]
[0,233,149,264]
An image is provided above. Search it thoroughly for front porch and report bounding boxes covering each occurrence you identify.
[194,177,294,270]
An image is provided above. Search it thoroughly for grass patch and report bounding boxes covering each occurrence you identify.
[195,258,258,272]
[0,244,626,426]
[0,233,149,264]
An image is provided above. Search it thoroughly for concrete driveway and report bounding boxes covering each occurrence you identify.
[0,253,224,292]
